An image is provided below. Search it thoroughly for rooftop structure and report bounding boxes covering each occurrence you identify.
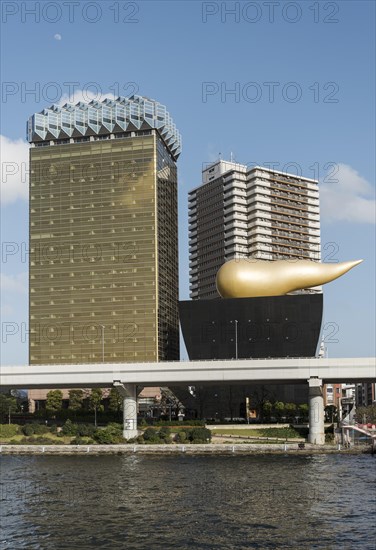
[27,95,182,160]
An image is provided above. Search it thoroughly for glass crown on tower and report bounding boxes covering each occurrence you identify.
[27,94,182,160]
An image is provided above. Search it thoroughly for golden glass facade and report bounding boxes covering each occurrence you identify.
[29,131,179,364]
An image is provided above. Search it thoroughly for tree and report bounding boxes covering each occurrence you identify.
[274,401,285,422]
[285,403,297,422]
[250,386,275,422]
[0,393,18,423]
[68,390,84,413]
[46,390,63,416]
[355,405,376,424]
[262,401,273,422]
[108,387,123,418]
[298,404,309,422]
[324,405,337,423]
[159,388,182,420]
[89,388,104,427]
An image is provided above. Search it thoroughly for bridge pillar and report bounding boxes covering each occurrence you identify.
[113,382,138,440]
[308,378,325,445]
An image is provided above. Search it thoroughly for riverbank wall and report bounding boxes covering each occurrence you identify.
[0,443,372,455]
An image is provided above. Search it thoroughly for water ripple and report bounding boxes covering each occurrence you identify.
[0,454,375,549]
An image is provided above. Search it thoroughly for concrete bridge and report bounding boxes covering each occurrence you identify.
[1,357,375,445]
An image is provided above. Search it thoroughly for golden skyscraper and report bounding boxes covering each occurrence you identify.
[28,95,181,367]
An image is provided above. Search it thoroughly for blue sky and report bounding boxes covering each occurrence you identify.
[1,0,375,363]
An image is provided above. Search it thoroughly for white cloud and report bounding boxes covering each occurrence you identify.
[320,164,375,224]
[0,135,29,205]
[54,33,62,41]
[0,88,115,205]
[1,273,28,295]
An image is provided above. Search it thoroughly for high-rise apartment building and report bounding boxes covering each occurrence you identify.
[28,95,181,366]
[356,383,376,407]
[189,160,321,299]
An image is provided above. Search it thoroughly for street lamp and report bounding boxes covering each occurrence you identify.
[235,319,238,359]
[231,320,238,359]
[100,324,105,362]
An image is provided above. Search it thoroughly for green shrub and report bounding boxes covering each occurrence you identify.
[143,427,160,443]
[174,431,187,443]
[93,429,116,445]
[31,423,50,435]
[77,423,96,437]
[136,435,144,444]
[61,419,78,436]
[49,424,58,434]
[92,426,124,444]
[22,424,35,436]
[106,422,122,435]
[0,424,20,438]
[143,427,155,439]
[158,426,172,442]
[104,424,124,443]
[159,426,171,436]
[111,433,125,444]
[144,419,204,427]
[70,436,87,445]
[188,427,212,443]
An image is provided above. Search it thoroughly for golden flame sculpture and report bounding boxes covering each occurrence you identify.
[216,259,363,298]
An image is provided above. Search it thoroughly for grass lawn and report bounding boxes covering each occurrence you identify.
[0,433,73,445]
[219,440,293,445]
[211,427,302,439]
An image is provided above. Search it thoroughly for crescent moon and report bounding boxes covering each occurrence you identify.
[216,259,363,298]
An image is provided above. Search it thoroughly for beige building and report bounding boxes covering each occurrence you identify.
[189,160,321,299]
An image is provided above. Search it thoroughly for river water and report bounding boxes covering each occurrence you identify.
[1,453,375,549]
